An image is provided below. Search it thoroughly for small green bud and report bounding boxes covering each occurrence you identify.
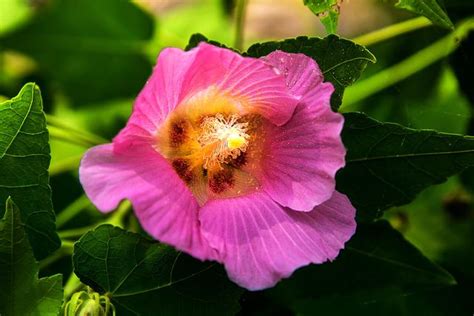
[63,288,115,316]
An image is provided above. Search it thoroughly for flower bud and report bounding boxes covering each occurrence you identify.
[63,288,115,316]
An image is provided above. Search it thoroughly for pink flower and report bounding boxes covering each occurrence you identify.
[79,43,356,290]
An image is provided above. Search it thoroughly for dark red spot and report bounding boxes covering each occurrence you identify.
[228,152,247,168]
[209,169,234,194]
[169,120,187,147]
[172,158,193,183]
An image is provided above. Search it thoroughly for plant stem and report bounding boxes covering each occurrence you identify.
[234,0,248,51]
[106,200,132,228]
[353,16,432,47]
[39,240,74,270]
[60,201,132,299]
[56,200,131,241]
[341,18,474,111]
[46,114,109,146]
[50,154,83,176]
[48,126,93,147]
[64,273,83,299]
[56,195,92,228]
[58,225,96,239]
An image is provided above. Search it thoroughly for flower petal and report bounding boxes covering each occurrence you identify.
[113,47,200,151]
[181,43,299,126]
[263,51,324,99]
[114,44,299,152]
[256,51,346,211]
[79,144,215,260]
[199,191,356,290]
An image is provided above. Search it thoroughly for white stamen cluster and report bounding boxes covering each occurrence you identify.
[198,114,249,169]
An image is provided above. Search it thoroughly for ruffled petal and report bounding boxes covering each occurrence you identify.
[256,51,346,211]
[79,144,215,260]
[199,191,356,290]
[180,43,299,126]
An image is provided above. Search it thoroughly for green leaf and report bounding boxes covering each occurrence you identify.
[337,112,474,221]
[0,0,153,106]
[185,33,234,51]
[395,0,454,29]
[73,225,243,315]
[0,198,63,316]
[246,35,376,111]
[303,0,341,34]
[267,221,458,315]
[0,83,60,259]
[291,285,471,316]
[386,178,474,280]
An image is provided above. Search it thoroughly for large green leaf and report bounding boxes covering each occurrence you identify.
[395,0,453,29]
[303,0,341,34]
[337,112,474,221]
[386,177,474,280]
[0,198,63,316]
[266,221,463,315]
[73,225,243,315]
[0,83,60,259]
[246,35,376,110]
[0,0,153,106]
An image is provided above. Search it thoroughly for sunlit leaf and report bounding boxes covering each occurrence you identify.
[303,0,341,34]
[395,0,453,29]
[73,225,243,315]
[338,112,474,221]
[266,221,462,315]
[0,83,60,259]
[0,0,154,106]
[0,198,63,316]
[246,35,376,111]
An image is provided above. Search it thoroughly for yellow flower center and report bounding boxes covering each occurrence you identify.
[156,90,263,203]
[197,114,249,169]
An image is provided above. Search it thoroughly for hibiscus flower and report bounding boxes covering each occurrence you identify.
[79,43,356,290]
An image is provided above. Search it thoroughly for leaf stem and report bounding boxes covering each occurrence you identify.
[48,126,93,147]
[233,0,248,51]
[61,201,132,299]
[38,240,74,270]
[58,225,96,239]
[64,273,84,299]
[353,16,432,47]
[50,154,83,176]
[46,114,108,146]
[341,18,474,111]
[56,194,92,228]
[106,200,132,228]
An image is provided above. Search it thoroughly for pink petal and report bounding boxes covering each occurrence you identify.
[199,191,356,290]
[113,47,200,152]
[114,44,299,152]
[256,51,346,211]
[180,43,299,125]
[79,144,215,260]
[263,51,324,99]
